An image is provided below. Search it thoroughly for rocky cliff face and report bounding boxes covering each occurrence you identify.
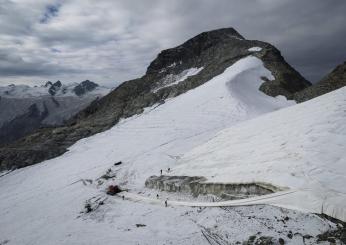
[0,27,311,171]
[294,61,346,102]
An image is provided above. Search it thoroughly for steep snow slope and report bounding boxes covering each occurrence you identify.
[173,86,346,221]
[0,56,303,244]
[68,56,293,189]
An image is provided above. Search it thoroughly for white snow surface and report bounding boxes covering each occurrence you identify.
[248,47,262,52]
[1,56,342,244]
[173,86,346,222]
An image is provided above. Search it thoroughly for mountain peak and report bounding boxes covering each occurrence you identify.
[73,80,99,96]
[44,81,53,87]
[0,27,311,171]
[146,27,245,75]
[146,27,309,99]
[48,80,63,95]
[194,27,245,40]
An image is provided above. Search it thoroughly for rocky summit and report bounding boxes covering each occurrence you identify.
[0,27,311,171]
[73,80,99,96]
[48,81,63,96]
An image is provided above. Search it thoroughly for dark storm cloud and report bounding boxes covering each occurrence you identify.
[0,0,345,86]
[40,1,61,24]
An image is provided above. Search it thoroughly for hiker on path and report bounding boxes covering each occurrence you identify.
[160,169,163,175]
[165,199,168,207]
[167,167,171,173]
[156,194,159,199]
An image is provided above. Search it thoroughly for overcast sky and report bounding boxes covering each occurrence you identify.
[0,0,345,87]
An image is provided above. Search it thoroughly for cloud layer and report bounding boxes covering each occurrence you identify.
[0,0,345,87]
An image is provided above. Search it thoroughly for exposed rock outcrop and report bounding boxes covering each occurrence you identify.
[48,81,62,96]
[294,61,346,102]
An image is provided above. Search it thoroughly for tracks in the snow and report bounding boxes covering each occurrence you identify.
[201,227,229,245]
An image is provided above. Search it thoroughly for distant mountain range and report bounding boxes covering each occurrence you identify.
[0,80,110,145]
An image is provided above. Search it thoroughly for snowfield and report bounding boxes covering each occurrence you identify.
[173,86,346,222]
[0,56,345,244]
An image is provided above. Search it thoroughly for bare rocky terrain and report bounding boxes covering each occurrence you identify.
[294,61,346,102]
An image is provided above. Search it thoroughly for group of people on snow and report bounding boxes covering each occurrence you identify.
[160,167,171,175]
[116,163,171,207]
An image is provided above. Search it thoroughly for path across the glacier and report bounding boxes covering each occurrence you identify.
[117,190,298,207]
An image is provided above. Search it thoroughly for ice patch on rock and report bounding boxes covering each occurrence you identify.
[248,47,262,52]
[154,67,204,92]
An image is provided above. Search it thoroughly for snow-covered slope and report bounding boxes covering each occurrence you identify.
[0,56,306,244]
[173,86,346,222]
[62,56,293,189]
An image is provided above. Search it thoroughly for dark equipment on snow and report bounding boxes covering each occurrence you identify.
[114,161,122,166]
[106,185,122,195]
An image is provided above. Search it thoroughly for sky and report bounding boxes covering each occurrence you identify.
[0,0,345,87]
